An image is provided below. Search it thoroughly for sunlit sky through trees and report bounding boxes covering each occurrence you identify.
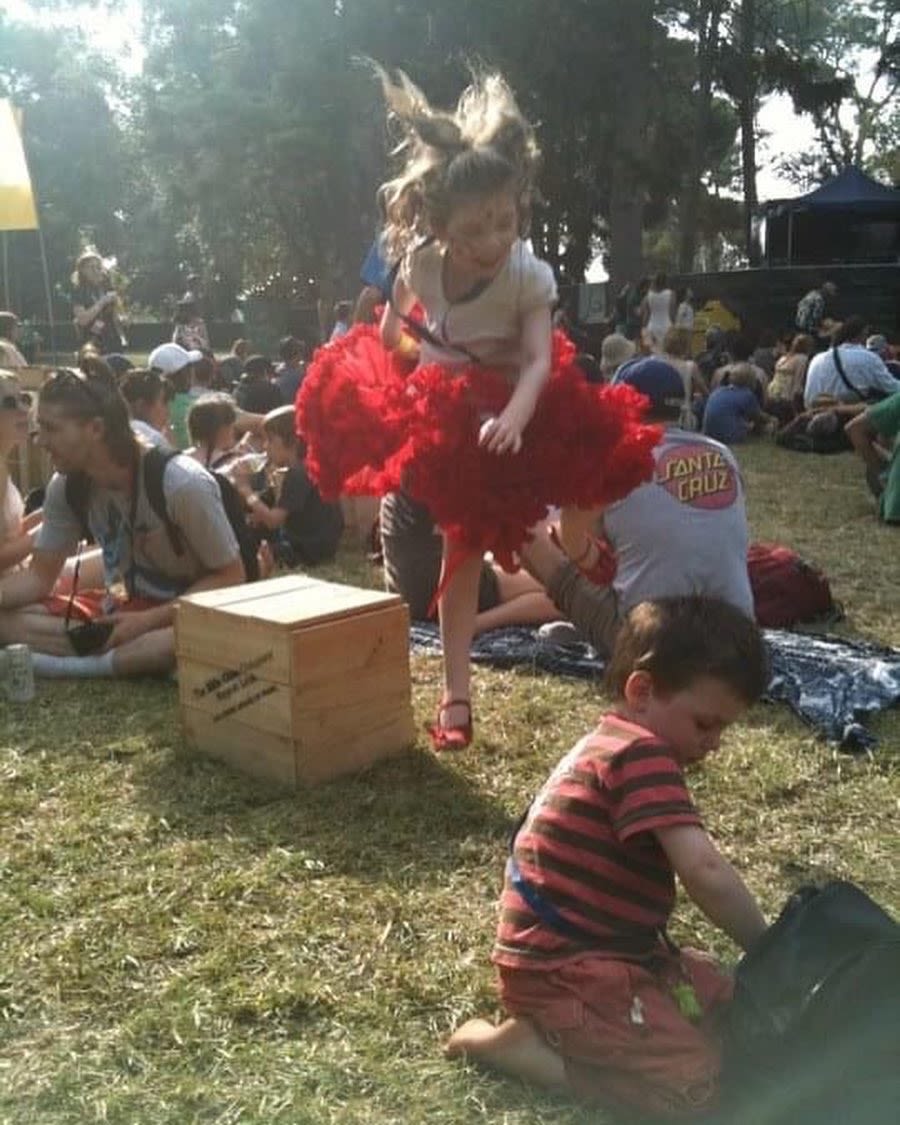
[5,0,818,210]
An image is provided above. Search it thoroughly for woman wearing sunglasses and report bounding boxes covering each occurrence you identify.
[0,371,41,576]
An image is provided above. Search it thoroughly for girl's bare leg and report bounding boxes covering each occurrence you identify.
[436,542,482,732]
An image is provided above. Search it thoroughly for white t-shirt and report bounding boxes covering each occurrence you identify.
[37,452,240,600]
[803,344,900,407]
[401,239,557,369]
[1,476,26,571]
[602,428,753,618]
[2,474,24,529]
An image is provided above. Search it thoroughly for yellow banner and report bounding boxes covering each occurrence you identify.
[0,99,39,231]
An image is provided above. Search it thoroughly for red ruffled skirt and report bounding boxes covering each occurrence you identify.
[296,325,660,571]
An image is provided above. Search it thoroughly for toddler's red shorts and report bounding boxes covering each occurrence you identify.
[498,948,733,1118]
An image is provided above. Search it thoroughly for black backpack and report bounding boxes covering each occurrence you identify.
[722,881,900,1124]
[64,445,260,584]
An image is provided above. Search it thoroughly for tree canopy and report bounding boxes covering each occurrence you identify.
[0,0,895,319]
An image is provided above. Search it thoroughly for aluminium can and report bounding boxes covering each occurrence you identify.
[5,644,35,703]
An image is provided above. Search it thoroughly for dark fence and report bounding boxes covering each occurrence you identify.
[565,262,899,352]
[20,299,324,362]
[676,263,900,340]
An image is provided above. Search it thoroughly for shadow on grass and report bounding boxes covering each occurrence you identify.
[129,742,515,885]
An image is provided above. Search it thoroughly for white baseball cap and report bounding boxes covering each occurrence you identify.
[148,342,203,375]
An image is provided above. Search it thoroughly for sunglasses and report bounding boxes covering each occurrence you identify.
[0,390,32,411]
[42,367,114,411]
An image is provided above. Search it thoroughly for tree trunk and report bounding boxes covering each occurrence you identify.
[679,0,725,274]
[608,0,654,291]
[739,0,760,265]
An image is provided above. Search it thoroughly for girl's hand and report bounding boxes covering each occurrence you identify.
[478,396,535,456]
[481,303,550,455]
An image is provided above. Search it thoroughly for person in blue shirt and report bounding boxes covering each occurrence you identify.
[351,235,394,326]
[360,236,392,298]
[702,364,774,444]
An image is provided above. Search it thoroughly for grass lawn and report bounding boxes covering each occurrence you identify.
[1,443,898,1125]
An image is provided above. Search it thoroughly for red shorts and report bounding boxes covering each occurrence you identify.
[41,590,165,622]
[498,950,733,1118]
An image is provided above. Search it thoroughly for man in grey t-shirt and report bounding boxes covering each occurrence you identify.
[0,365,245,677]
[521,357,754,654]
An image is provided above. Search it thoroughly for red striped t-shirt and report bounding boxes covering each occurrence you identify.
[493,714,702,970]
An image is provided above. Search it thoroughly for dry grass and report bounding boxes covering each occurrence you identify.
[0,443,897,1125]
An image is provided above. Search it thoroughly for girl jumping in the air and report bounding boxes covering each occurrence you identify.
[298,67,659,751]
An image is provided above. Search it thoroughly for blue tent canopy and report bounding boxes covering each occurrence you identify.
[772,167,900,216]
[761,167,900,266]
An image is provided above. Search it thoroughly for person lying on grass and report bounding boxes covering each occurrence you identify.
[446,595,769,1119]
[379,488,562,635]
[516,356,755,653]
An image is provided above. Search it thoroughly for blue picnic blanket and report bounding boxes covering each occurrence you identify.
[410,624,900,753]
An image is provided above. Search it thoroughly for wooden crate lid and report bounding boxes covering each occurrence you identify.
[178,575,404,630]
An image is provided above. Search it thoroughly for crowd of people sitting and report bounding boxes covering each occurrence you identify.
[581,277,900,522]
[0,265,897,690]
[0,264,347,681]
[595,296,899,450]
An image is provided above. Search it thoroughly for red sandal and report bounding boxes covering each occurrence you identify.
[427,698,473,752]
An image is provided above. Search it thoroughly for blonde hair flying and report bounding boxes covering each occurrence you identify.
[373,63,541,261]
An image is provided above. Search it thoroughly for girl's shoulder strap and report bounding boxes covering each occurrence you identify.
[387,235,437,294]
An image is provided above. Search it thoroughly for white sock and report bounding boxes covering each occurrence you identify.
[32,651,117,679]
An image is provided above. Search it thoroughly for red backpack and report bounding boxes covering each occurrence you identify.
[747,543,839,628]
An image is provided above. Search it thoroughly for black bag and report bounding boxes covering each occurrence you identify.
[65,445,260,584]
[722,881,900,1124]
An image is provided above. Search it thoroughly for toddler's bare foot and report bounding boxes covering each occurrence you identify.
[445,1017,567,1090]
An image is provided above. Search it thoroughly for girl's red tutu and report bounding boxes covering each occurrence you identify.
[296,325,660,571]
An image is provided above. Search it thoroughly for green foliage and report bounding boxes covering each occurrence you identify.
[133,0,746,289]
[766,0,900,184]
[0,13,132,317]
[0,1,892,316]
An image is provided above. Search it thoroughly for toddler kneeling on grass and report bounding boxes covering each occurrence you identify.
[446,596,770,1118]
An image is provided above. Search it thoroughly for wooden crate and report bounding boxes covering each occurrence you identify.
[175,574,416,787]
